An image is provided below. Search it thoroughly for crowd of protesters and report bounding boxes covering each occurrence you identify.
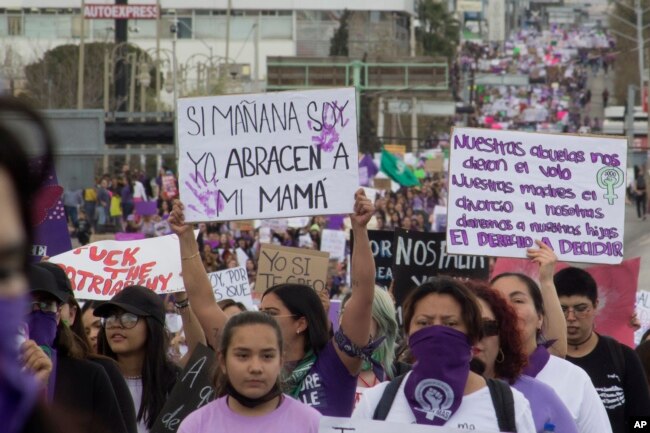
[455,26,614,134]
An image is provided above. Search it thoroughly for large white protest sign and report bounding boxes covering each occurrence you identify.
[320,228,347,260]
[320,417,494,432]
[49,233,186,300]
[446,128,627,264]
[207,266,254,310]
[178,88,359,222]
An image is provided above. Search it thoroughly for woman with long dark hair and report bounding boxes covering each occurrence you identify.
[169,189,376,417]
[468,281,578,433]
[353,277,536,432]
[178,311,320,433]
[95,286,180,433]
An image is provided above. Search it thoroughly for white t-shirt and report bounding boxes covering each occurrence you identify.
[125,377,149,433]
[353,372,536,433]
[133,180,148,201]
[535,355,613,433]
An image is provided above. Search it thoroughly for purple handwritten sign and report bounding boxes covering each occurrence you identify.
[134,200,158,216]
[446,127,627,265]
[177,88,359,222]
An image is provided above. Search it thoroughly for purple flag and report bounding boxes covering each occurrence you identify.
[30,163,72,261]
[329,299,342,333]
[135,200,158,216]
[359,153,378,185]
[115,232,146,241]
[327,215,345,230]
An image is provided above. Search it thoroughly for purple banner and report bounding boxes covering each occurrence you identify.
[327,215,345,230]
[135,200,158,216]
[115,232,146,241]
[31,163,72,261]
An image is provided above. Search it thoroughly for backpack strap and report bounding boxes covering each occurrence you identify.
[486,378,517,433]
[372,373,407,420]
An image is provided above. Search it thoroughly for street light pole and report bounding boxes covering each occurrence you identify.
[172,16,179,165]
[636,0,644,96]
[77,0,86,109]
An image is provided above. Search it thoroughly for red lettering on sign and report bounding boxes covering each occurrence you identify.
[88,275,103,294]
[121,247,139,266]
[104,250,121,266]
[88,246,107,262]
[77,270,94,290]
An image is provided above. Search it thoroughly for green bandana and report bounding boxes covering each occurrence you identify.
[284,350,317,397]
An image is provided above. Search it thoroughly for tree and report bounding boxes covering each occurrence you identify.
[20,43,160,110]
[416,0,460,61]
[330,9,351,56]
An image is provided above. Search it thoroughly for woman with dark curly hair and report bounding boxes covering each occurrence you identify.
[468,281,577,433]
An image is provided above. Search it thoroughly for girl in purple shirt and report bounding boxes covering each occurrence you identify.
[178,311,320,433]
[169,189,377,418]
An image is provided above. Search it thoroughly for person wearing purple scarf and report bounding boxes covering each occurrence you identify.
[171,189,377,417]
[491,243,612,433]
[469,281,577,433]
[0,97,64,433]
[354,277,536,433]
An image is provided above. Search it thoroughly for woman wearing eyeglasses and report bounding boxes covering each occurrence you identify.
[95,285,181,433]
[468,281,578,433]
[168,189,376,417]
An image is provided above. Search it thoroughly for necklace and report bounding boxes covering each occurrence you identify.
[571,331,594,351]
[124,375,142,380]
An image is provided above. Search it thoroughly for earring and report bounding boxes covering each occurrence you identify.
[296,329,301,334]
[496,349,505,364]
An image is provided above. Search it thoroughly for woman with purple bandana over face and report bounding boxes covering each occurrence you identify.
[353,277,536,433]
[491,266,612,433]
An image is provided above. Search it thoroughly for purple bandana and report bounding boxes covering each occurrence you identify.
[27,311,58,401]
[522,344,551,377]
[0,296,40,433]
[404,326,471,426]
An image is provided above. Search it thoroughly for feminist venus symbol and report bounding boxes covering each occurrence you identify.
[596,166,624,205]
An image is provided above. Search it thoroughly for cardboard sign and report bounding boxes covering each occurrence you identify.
[351,230,394,288]
[207,266,254,310]
[384,144,406,158]
[320,417,495,432]
[447,127,627,264]
[425,156,444,173]
[256,244,330,293]
[320,229,347,260]
[178,88,359,222]
[392,229,489,309]
[373,177,392,191]
[151,344,216,433]
[49,233,187,300]
[231,220,255,231]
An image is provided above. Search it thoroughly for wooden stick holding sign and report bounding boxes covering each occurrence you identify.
[256,244,330,293]
[177,88,359,222]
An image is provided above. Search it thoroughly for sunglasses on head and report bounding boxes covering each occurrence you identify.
[482,319,499,337]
